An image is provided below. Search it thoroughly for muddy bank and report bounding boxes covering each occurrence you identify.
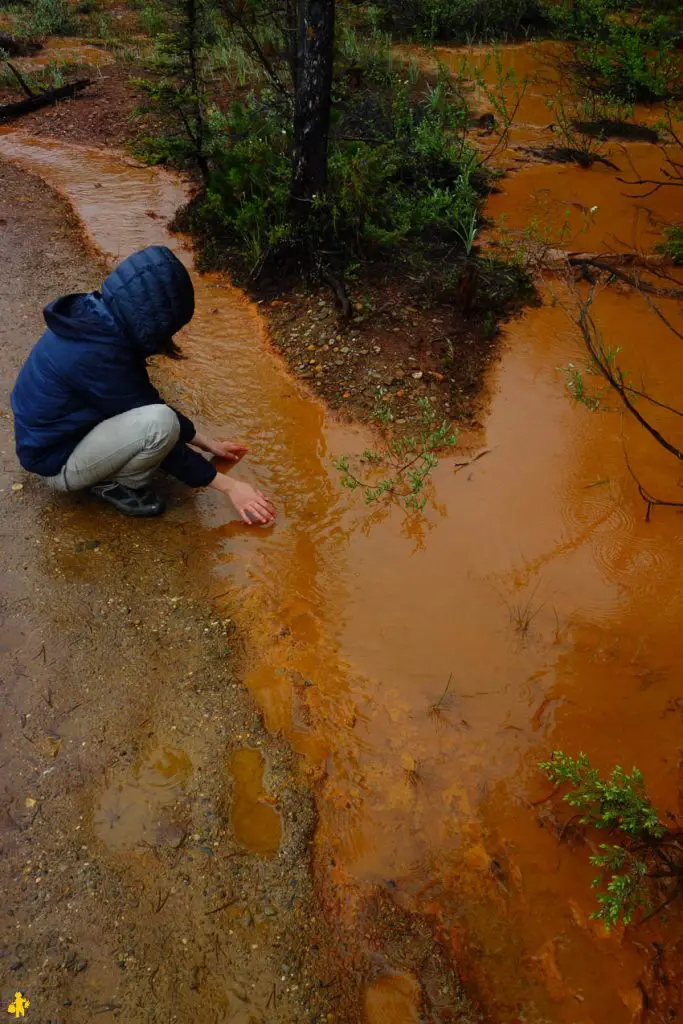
[0,159,342,1023]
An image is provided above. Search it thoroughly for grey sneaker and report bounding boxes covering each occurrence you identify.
[90,482,166,517]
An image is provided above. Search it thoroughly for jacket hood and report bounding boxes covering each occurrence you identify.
[43,292,121,342]
[101,246,195,356]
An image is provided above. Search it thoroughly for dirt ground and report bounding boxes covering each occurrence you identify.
[0,156,481,1024]
[0,160,351,1024]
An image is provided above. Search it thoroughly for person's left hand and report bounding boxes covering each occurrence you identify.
[211,440,248,463]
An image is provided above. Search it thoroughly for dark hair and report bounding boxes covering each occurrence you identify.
[157,337,185,360]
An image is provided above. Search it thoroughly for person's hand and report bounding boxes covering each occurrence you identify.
[227,480,276,525]
[210,474,276,525]
[191,430,248,463]
[210,440,248,463]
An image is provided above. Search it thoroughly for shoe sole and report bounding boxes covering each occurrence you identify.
[93,493,166,518]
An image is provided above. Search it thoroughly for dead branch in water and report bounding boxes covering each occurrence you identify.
[575,288,683,463]
[617,114,683,198]
[568,257,683,301]
[622,449,683,522]
[566,278,683,519]
[0,77,90,123]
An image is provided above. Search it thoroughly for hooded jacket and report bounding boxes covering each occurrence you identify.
[11,246,217,489]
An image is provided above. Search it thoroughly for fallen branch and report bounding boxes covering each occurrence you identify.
[0,34,42,58]
[453,448,493,473]
[3,60,36,98]
[0,77,90,123]
[623,448,683,523]
[577,293,683,464]
[568,258,683,301]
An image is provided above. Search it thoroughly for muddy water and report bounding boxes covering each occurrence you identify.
[1,111,682,1024]
[93,746,193,850]
[229,747,281,857]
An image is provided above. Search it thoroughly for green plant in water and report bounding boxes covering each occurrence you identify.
[560,361,601,411]
[429,672,455,719]
[334,395,457,512]
[560,346,624,412]
[547,90,635,164]
[540,752,683,929]
[656,224,683,264]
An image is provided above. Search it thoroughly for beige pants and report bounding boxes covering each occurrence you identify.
[48,405,180,492]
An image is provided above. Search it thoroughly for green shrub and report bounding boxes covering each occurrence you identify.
[371,0,549,43]
[657,224,683,263]
[138,4,167,35]
[545,0,680,102]
[133,0,215,173]
[188,67,485,289]
[15,0,75,36]
[540,752,682,929]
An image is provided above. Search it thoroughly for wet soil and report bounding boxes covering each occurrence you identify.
[266,284,497,433]
[0,59,144,150]
[0,160,341,1024]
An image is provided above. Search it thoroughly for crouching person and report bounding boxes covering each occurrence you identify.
[11,245,276,525]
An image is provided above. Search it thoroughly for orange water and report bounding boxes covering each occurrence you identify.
[1,114,682,1021]
[229,747,281,858]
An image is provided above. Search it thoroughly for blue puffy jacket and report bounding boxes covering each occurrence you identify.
[11,246,217,489]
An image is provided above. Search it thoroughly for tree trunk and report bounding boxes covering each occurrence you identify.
[290,0,335,218]
[0,79,90,123]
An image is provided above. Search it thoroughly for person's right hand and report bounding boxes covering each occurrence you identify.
[226,479,276,525]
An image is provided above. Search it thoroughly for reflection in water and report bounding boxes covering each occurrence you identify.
[1,125,682,1021]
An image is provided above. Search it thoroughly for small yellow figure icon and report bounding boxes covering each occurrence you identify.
[7,993,30,1018]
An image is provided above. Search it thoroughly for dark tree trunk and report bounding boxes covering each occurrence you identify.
[0,79,90,123]
[284,0,299,91]
[290,0,335,218]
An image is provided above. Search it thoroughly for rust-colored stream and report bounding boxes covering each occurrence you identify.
[1,49,682,1019]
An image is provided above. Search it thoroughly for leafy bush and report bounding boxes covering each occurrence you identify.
[541,752,682,929]
[188,67,486,291]
[134,0,215,173]
[657,224,683,263]
[370,0,548,43]
[545,0,680,102]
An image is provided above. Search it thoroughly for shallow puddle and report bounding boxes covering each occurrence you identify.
[93,746,192,850]
[229,747,281,858]
[364,973,421,1023]
[1,110,682,1021]
[486,144,676,253]
[437,39,565,135]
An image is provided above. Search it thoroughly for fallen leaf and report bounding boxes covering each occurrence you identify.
[11,483,24,492]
